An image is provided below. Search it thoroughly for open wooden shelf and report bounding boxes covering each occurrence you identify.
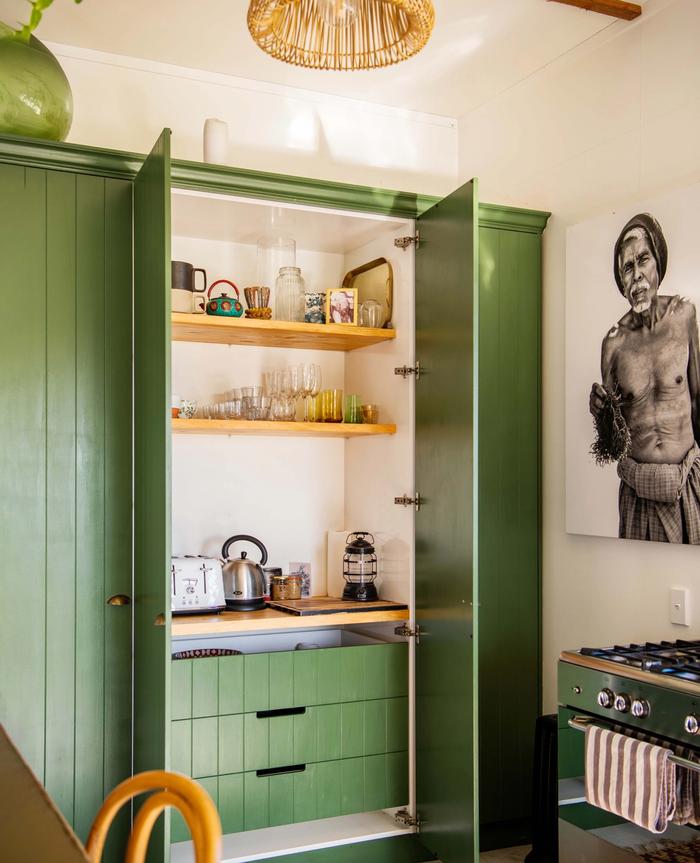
[172,418,396,437]
[171,313,396,351]
[171,604,409,637]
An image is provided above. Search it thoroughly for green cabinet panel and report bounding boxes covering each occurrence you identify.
[415,179,479,863]
[238,754,408,832]
[219,773,245,835]
[316,704,342,762]
[177,697,407,775]
[219,714,244,775]
[171,658,193,721]
[134,129,171,863]
[192,657,219,718]
[219,653,245,715]
[0,163,132,861]
[477,224,543,836]
[171,643,408,722]
[192,717,218,779]
[171,720,192,776]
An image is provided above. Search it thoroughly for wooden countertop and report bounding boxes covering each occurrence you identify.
[171,603,409,637]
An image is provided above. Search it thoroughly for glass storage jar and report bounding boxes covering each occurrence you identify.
[275,266,306,322]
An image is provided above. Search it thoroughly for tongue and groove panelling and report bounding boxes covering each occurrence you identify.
[0,164,132,859]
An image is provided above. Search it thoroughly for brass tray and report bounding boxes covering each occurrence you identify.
[341,257,393,328]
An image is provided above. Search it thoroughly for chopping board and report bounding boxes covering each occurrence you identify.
[267,598,408,616]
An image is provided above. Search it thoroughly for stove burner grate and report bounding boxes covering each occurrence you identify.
[580,639,700,681]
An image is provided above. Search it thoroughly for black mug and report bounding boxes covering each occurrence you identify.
[172,261,206,293]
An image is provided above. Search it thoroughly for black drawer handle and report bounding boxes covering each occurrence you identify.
[256,764,306,778]
[256,706,306,719]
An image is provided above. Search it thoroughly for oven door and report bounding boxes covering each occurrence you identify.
[558,708,700,862]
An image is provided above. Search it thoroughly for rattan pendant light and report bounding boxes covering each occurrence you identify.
[247,0,436,71]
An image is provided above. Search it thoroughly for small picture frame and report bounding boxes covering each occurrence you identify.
[326,288,358,325]
[289,562,311,598]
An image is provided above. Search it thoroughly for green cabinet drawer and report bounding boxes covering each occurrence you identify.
[243,697,408,771]
[242,752,408,833]
[171,643,408,720]
[170,753,408,841]
[172,697,407,776]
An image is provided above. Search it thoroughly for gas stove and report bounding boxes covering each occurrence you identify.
[560,640,700,745]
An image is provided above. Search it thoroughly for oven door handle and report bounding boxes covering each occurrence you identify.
[569,715,700,773]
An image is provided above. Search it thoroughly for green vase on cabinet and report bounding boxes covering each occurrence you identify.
[0,27,73,141]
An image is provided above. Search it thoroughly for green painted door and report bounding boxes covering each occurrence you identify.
[134,130,172,858]
[478,225,541,844]
[0,164,132,859]
[415,180,479,863]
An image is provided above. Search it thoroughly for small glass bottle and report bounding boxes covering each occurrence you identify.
[275,266,306,322]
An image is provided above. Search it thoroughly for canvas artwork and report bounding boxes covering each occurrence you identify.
[566,182,700,544]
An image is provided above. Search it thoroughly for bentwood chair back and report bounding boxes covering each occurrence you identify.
[86,770,222,863]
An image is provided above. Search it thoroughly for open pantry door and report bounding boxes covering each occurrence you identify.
[134,129,172,856]
[414,179,479,863]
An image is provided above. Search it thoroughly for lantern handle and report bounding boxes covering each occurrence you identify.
[346,531,374,544]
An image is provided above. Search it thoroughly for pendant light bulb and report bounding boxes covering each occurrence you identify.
[317,0,358,29]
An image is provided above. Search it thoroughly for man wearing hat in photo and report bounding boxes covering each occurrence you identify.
[589,213,700,543]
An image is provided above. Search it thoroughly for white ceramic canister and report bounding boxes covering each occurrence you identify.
[203,118,229,164]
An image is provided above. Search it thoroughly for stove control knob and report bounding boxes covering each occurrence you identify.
[684,715,699,735]
[614,693,631,713]
[597,688,615,709]
[631,699,650,719]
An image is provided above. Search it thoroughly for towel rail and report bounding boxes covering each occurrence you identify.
[568,715,700,773]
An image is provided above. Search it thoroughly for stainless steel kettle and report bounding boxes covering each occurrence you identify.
[221,534,268,611]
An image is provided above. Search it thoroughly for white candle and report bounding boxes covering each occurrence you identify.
[203,118,229,164]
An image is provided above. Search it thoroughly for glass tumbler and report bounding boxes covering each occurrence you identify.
[344,394,363,423]
[359,299,383,328]
[321,389,343,423]
[361,404,379,424]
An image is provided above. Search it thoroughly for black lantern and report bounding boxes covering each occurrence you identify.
[342,532,378,602]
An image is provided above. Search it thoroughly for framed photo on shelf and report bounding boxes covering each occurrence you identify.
[326,288,358,325]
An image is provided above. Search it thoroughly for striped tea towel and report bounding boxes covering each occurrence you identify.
[612,722,700,827]
[585,725,676,833]
[673,754,700,826]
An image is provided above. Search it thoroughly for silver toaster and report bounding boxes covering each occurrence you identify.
[171,556,226,615]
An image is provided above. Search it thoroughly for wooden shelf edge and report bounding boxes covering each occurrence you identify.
[172,419,396,437]
[171,313,396,351]
[171,606,410,637]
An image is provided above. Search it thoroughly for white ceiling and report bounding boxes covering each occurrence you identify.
[0,0,639,118]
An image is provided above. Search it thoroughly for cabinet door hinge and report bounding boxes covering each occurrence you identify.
[394,493,422,511]
[394,231,419,250]
[394,807,421,830]
[394,623,422,643]
[394,361,420,380]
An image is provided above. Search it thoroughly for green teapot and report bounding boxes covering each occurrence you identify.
[206,279,244,317]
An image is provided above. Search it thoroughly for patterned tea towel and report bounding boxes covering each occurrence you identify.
[585,725,676,833]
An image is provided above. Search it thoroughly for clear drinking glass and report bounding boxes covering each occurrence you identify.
[263,370,279,398]
[359,299,383,328]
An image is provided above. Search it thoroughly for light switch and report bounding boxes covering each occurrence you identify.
[670,588,690,626]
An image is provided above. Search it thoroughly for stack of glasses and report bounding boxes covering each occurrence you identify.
[263,363,322,422]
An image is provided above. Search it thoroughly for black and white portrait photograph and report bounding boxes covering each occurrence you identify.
[566,182,700,544]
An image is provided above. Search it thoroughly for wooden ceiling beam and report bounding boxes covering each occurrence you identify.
[548,0,642,20]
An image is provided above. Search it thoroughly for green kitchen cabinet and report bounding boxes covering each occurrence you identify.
[0,162,133,861]
[0,130,547,863]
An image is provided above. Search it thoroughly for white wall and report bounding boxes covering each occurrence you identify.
[47,42,458,196]
[457,0,700,711]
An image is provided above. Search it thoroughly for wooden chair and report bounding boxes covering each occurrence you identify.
[86,770,222,863]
